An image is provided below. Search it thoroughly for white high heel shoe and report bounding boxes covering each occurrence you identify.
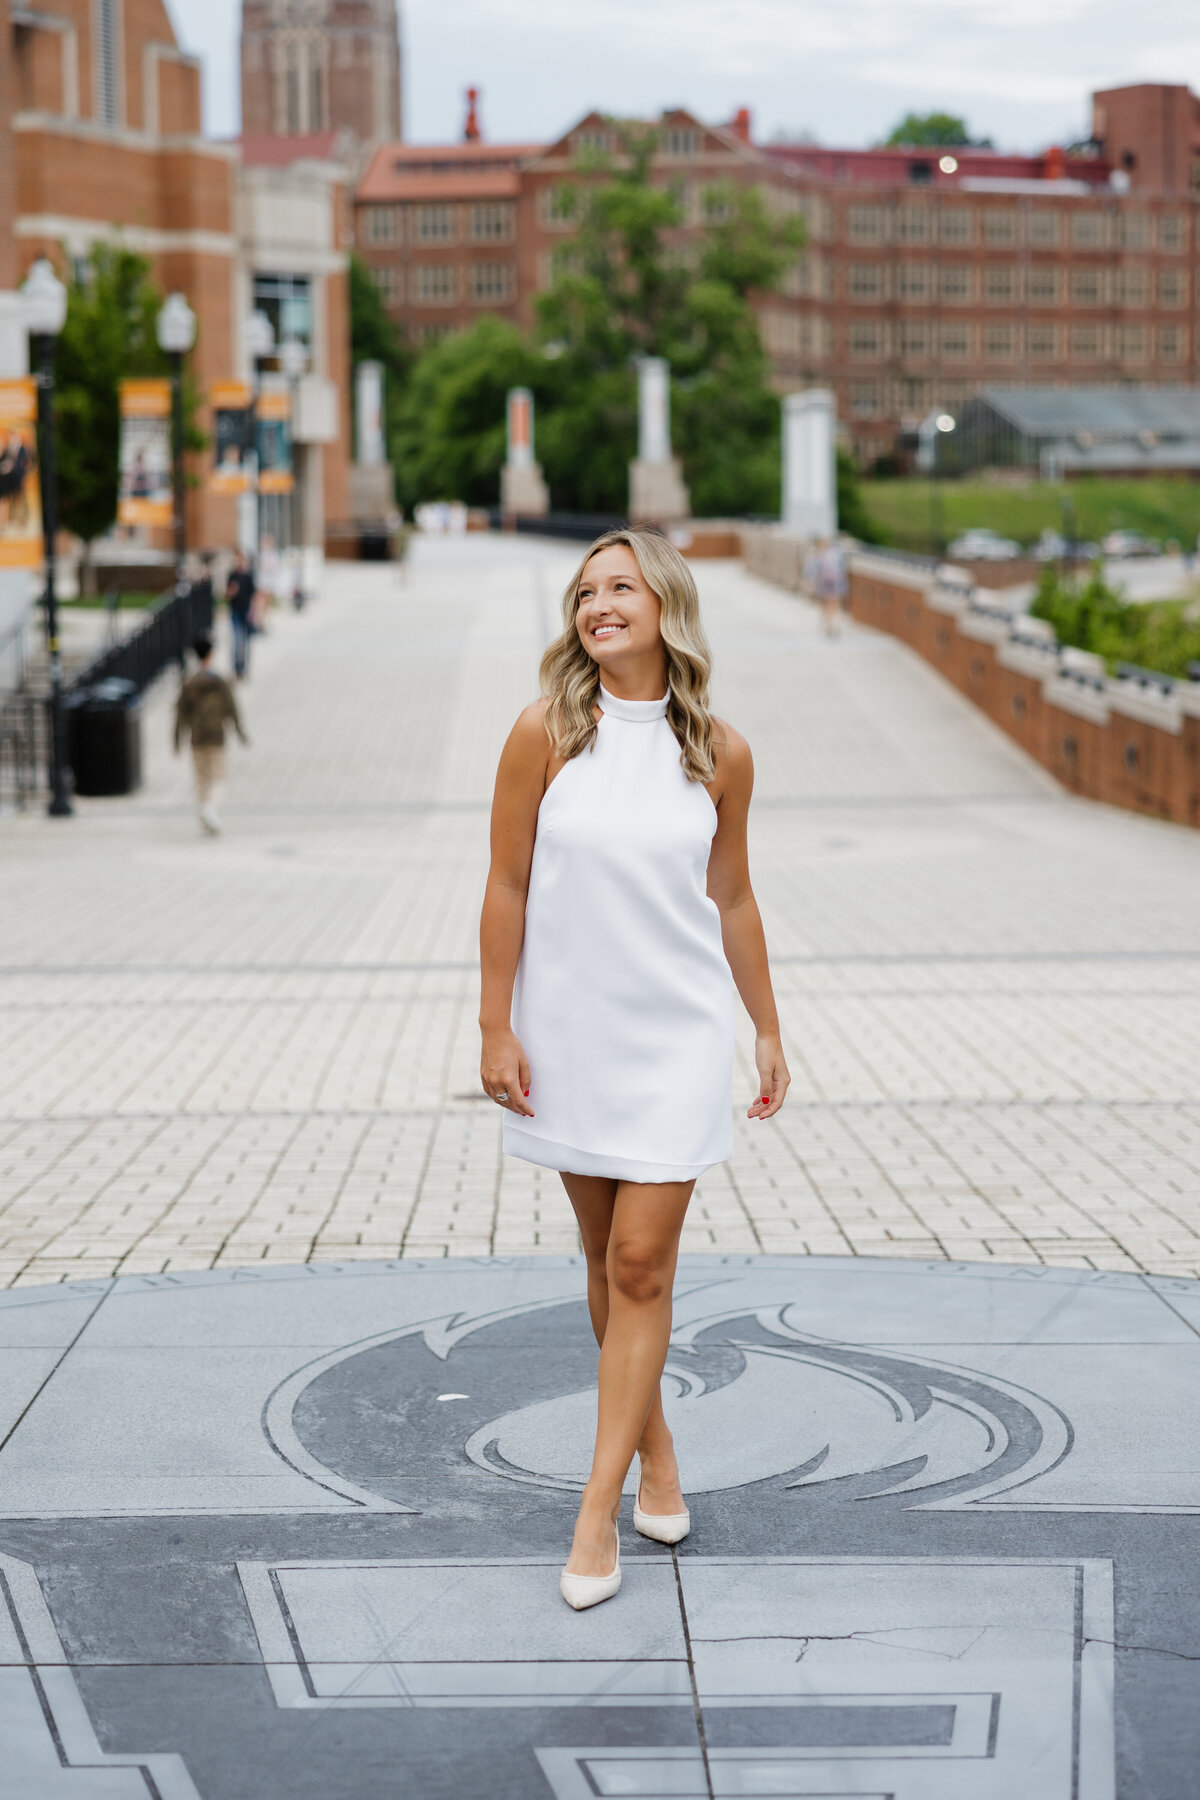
[633,1486,690,1546]
[560,1527,621,1611]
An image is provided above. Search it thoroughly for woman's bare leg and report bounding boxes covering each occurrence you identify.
[562,1174,685,1511]
[561,1174,694,1577]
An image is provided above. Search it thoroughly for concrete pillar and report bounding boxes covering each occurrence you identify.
[629,356,689,523]
[355,361,384,466]
[500,386,549,517]
[782,389,837,539]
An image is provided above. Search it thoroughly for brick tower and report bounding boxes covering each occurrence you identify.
[241,0,403,144]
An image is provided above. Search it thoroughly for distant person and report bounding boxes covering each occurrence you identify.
[814,538,849,638]
[173,633,248,836]
[225,551,256,680]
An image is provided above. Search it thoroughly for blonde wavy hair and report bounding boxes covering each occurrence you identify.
[540,529,717,783]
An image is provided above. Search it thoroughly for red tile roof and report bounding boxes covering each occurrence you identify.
[358,140,543,202]
[240,131,349,168]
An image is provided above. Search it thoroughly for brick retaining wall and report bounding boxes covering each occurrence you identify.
[742,528,1200,829]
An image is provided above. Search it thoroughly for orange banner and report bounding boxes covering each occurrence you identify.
[117,377,173,527]
[0,378,43,569]
[211,381,254,495]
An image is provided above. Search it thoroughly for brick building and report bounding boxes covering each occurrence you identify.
[354,84,1200,468]
[241,0,402,149]
[0,1,353,559]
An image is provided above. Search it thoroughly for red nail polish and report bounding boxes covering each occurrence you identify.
[524,1089,530,1096]
[761,1095,770,1103]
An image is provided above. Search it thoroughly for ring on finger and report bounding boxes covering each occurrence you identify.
[493,1089,509,1104]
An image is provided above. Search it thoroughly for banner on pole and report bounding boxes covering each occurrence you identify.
[210,382,255,494]
[256,387,294,495]
[117,378,172,527]
[0,379,43,569]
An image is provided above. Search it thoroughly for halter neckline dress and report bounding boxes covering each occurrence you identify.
[502,684,734,1184]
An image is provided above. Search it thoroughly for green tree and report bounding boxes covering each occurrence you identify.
[54,244,173,547]
[348,252,411,464]
[1030,561,1200,679]
[881,111,989,148]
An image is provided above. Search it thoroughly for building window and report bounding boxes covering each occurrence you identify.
[1157,325,1186,362]
[847,205,885,245]
[1028,266,1060,305]
[1028,210,1060,248]
[363,205,398,246]
[573,127,613,155]
[468,261,515,304]
[895,206,929,244]
[938,264,973,303]
[417,323,456,346]
[1070,267,1105,306]
[848,263,886,302]
[1070,324,1103,361]
[309,59,323,131]
[760,309,805,357]
[96,0,119,124]
[1071,211,1106,249]
[702,185,735,223]
[983,210,1018,248]
[1158,268,1187,307]
[897,321,929,357]
[783,253,830,299]
[984,266,1017,304]
[252,272,311,348]
[1028,324,1060,361]
[895,376,931,412]
[468,203,514,243]
[414,264,458,305]
[939,322,972,358]
[371,266,400,305]
[937,208,973,246]
[850,380,883,418]
[1157,213,1186,251]
[896,263,931,302]
[984,323,1017,360]
[539,185,578,230]
[664,127,698,158]
[1116,324,1147,363]
[848,321,885,359]
[1115,212,1150,251]
[1113,267,1149,306]
[416,205,456,243]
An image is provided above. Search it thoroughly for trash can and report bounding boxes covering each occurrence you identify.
[67,678,143,797]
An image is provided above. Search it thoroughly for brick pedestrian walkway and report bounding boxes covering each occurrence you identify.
[3,537,1200,1285]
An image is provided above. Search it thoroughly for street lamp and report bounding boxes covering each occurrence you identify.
[20,257,71,817]
[245,311,275,556]
[155,292,197,580]
[277,339,307,554]
[917,410,956,557]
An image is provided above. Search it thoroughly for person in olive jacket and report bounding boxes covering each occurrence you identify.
[173,634,249,836]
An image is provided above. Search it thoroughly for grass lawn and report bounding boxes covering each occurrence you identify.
[63,592,164,610]
[861,477,1200,554]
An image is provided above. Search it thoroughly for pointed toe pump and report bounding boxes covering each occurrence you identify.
[560,1530,621,1611]
[633,1487,690,1546]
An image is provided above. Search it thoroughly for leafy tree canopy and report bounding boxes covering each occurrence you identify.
[881,111,991,148]
[54,244,178,545]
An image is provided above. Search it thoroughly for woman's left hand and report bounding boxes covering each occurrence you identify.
[748,1033,790,1120]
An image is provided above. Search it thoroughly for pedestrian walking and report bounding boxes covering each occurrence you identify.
[225,551,257,680]
[173,633,248,836]
[479,528,789,1612]
[814,537,849,637]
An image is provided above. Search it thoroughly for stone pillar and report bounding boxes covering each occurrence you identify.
[782,389,837,539]
[629,356,689,524]
[500,386,549,517]
[355,361,384,466]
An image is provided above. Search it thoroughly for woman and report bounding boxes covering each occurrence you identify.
[479,528,788,1610]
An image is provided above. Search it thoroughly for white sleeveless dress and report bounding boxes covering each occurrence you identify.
[503,686,734,1183]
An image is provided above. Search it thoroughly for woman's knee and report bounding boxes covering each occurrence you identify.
[608,1239,670,1305]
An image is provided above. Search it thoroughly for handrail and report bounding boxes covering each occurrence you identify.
[67,578,214,698]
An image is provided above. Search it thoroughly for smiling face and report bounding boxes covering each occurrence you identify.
[575,544,664,676]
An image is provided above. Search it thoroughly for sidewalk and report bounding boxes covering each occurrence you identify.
[2,536,1199,1285]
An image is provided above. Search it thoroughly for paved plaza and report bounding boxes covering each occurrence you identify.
[4,537,1200,1800]
[2,536,1200,1284]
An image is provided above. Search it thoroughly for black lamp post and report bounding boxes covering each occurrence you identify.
[21,258,71,818]
[155,293,197,582]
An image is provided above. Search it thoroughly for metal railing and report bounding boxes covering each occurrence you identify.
[67,577,214,697]
[0,691,43,813]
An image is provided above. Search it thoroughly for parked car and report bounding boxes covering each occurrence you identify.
[1033,530,1103,561]
[946,529,1022,561]
[1101,530,1162,558]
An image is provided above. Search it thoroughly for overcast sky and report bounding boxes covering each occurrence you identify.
[169,0,1200,152]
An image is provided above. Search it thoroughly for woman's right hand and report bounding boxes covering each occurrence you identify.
[480,1028,534,1116]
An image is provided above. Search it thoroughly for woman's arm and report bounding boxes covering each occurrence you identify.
[479,703,550,1118]
[706,727,790,1120]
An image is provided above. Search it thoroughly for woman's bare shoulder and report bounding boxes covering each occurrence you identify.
[712,716,753,774]
[500,700,551,769]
